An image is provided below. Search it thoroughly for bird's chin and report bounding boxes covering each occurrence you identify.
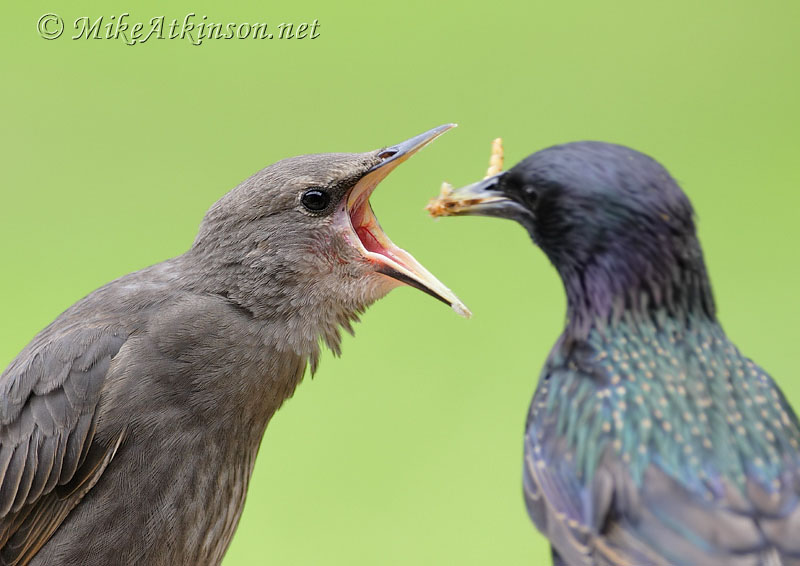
[337,125,471,318]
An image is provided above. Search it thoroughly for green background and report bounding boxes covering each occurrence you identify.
[2,1,799,564]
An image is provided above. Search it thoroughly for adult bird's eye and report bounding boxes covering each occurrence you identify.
[301,189,331,212]
[523,185,540,205]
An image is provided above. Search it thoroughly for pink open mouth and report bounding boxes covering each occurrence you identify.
[349,189,404,266]
[341,128,470,318]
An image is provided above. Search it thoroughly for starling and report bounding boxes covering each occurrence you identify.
[430,142,800,565]
[0,125,469,565]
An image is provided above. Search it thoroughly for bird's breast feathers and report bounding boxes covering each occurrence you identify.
[524,314,800,564]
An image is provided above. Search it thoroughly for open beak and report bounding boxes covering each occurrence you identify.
[426,173,531,223]
[344,124,471,318]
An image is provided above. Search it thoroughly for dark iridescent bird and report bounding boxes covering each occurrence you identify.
[0,125,469,565]
[432,142,800,565]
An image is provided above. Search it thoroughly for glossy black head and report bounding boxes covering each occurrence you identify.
[501,143,695,264]
[440,141,715,326]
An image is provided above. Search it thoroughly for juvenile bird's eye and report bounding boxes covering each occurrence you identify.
[301,189,331,212]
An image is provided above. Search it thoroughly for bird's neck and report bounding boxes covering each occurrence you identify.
[558,240,716,339]
[179,246,372,373]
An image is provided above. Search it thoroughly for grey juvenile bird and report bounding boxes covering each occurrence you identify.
[0,125,469,565]
[433,142,800,565]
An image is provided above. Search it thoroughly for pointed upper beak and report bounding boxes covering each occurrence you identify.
[367,124,457,175]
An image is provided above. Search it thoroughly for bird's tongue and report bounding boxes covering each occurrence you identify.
[347,187,471,318]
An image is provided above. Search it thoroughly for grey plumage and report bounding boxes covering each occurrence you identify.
[0,126,466,565]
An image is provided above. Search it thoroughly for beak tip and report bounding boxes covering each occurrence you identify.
[428,123,458,141]
[452,302,472,318]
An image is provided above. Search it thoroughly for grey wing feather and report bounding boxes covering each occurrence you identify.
[0,324,127,561]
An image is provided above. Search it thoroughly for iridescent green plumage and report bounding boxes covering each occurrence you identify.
[540,314,800,494]
[442,141,800,565]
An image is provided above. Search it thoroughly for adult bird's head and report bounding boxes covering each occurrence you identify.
[431,141,715,334]
[190,125,469,366]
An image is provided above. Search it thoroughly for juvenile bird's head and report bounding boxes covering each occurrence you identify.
[190,125,469,365]
[435,141,715,334]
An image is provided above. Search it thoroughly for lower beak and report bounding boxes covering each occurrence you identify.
[427,173,531,222]
[345,124,471,318]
